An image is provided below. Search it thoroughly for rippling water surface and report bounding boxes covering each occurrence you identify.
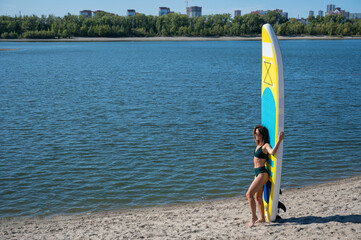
[0,40,360,218]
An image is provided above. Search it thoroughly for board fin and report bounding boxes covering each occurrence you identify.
[279,189,282,195]
[278,201,286,212]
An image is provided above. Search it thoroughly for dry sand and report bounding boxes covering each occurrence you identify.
[1,175,360,239]
[1,36,361,42]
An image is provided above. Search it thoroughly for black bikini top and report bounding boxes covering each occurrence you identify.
[254,145,268,159]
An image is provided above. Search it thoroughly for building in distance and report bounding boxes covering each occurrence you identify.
[251,9,288,19]
[187,6,202,17]
[127,9,136,17]
[80,10,92,17]
[309,10,314,17]
[251,10,268,15]
[79,10,114,17]
[349,13,361,19]
[92,10,105,17]
[159,7,171,16]
[234,10,241,17]
[326,7,349,18]
[318,10,324,17]
[327,4,336,12]
[276,9,288,19]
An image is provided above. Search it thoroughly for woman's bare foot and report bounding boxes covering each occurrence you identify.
[249,217,258,228]
[255,218,265,224]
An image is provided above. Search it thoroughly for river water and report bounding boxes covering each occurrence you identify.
[0,40,360,218]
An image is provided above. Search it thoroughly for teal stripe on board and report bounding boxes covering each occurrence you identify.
[261,87,276,147]
[261,87,276,204]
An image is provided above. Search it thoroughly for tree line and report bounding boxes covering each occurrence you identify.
[1,11,361,39]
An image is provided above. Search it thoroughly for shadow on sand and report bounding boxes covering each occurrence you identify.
[270,214,361,226]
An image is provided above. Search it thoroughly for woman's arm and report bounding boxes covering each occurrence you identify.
[264,132,284,155]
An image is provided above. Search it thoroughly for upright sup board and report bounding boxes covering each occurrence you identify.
[261,24,284,222]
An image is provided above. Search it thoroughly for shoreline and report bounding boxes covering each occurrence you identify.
[1,35,361,42]
[1,175,360,239]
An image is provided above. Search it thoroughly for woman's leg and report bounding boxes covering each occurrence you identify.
[255,173,268,223]
[246,174,268,227]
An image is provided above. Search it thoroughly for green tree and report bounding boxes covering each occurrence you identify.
[276,22,288,35]
[307,15,316,24]
[244,14,264,34]
[21,15,39,32]
[2,12,361,39]
[264,11,280,25]
[335,15,346,24]
[354,19,361,35]
[326,22,337,36]
[315,15,324,23]
[305,23,316,35]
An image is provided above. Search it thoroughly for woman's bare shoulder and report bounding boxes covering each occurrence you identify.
[263,143,271,148]
[263,143,272,152]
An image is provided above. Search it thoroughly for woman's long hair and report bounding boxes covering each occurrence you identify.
[253,125,270,144]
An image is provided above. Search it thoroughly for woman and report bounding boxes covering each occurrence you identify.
[246,125,284,228]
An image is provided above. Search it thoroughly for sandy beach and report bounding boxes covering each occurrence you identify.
[1,36,361,42]
[1,175,360,239]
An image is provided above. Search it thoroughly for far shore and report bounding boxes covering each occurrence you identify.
[1,35,361,42]
[0,48,22,51]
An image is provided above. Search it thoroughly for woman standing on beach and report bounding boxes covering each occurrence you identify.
[246,125,284,228]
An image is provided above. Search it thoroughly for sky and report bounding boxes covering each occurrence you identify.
[0,0,360,19]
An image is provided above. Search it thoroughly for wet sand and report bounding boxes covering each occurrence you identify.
[1,175,360,239]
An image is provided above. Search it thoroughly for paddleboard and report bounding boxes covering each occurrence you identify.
[261,23,284,222]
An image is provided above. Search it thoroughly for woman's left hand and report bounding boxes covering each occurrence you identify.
[279,131,284,141]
